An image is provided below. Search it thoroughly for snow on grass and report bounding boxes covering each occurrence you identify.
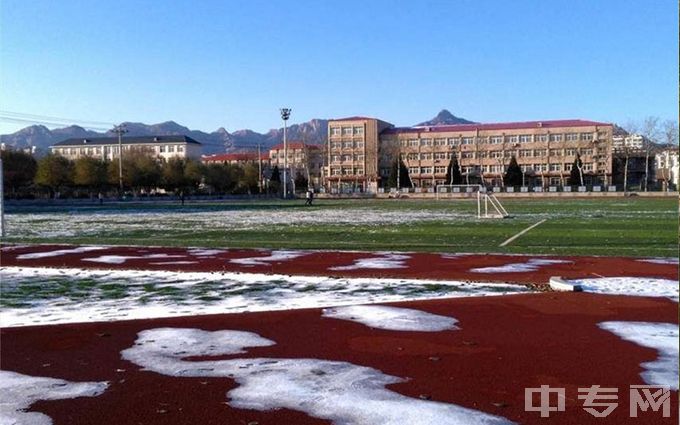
[637,258,679,265]
[230,250,308,266]
[0,370,108,425]
[322,305,457,331]
[0,267,531,328]
[470,258,572,273]
[329,253,410,270]
[598,321,679,390]
[82,253,186,264]
[122,327,513,425]
[5,208,475,239]
[15,246,106,260]
[568,277,678,301]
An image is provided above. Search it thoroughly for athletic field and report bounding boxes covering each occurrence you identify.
[4,197,677,256]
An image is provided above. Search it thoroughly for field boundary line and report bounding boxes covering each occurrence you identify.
[499,219,548,247]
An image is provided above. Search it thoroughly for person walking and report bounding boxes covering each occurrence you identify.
[305,188,314,206]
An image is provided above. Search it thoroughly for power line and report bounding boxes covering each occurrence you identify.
[0,110,116,127]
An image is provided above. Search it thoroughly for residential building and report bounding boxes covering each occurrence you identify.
[269,141,324,187]
[326,117,394,192]
[655,146,679,190]
[51,136,202,161]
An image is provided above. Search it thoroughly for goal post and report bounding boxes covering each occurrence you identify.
[436,184,509,219]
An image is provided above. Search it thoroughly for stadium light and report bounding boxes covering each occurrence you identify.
[280,108,291,198]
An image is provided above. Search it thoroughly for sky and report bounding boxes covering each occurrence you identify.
[0,0,678,135]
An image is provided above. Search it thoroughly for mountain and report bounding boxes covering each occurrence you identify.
[415,109,476,126]
[0,110,476,156]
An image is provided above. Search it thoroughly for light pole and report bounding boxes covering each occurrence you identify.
[110,124,128,194]
[280,108,291,198]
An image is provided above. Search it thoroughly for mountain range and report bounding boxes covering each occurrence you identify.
[0,110,473,156]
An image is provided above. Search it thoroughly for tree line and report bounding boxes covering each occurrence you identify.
[1,149,271,199]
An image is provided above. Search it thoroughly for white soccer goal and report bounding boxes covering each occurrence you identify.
[436,184,509,219]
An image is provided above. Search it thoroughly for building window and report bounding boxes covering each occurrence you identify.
[519,134,532,143]
[356,141,364,148]
[355,168,364,175]
[565,148,576,156]
[534,134,547,142]
[160,146,166,153]
[566,133,579,141]
[549,164,561,171]
[434,152,447,160]
[341,155,351,162]
[420,153,432,160]
[332,168,341,175]
[342,127,352,136]
[564,163,572,171]
[477,137,488,144]
[331,127,341,136]
[581,148,593,155]
[331,155,341,163]
[408,167,419,175]
[342,141,353,149]
[447,138,458,146]
[434,138,446,146]
[507,135,519,144]
[461,152,474,159]
[533,149,547,157]
[549,134,562,142]
[331,142,341,149]
[490,151,502,158]
[581,133,593,141]
[583,163,593,171]
[178,146,184,152]
[407,153,418,161]
[462,137,474,145]
[342,167,352,175]
[490,136,503,144]
[353,127,364,135]
[400,140,408,147]
[435,166,446,174]
[549,149,562,156]
[519,149,533,157]
[420,167,432,174]
[420,138,432,146]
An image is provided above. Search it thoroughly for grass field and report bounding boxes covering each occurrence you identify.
[4,197,678,256]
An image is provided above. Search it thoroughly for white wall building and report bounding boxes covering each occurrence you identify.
[51,135,202,161]
[655,147,679,190]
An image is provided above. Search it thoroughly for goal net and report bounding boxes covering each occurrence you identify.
[436,184,509,219]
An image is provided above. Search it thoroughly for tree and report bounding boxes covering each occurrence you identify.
[238,164,260,194]
[184,159,204,192]
[107,148,161,193]
[35,154,73,197]
[73,156,108,193]
[269,165,281,194]
[640,116,660,191]
[445,152,462,185]
[1,150,37,197]
[294,170,308,192]
[569,154,584,186]
[203,163,231,194]
[387,156,411,189]
[503,155,522,187]
[161,157,188,194]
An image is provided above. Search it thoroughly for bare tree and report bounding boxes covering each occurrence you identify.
[640,116,660,191]
[660,120,679,191]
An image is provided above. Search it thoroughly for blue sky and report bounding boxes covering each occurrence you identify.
[1,0,677,134]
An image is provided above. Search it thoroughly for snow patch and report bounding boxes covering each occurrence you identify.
[598,321,679,390]
[149,261,200,265]
[122,328,513,425]
[470,259,572,273]
[230,250,307,266]
[637,258,679,265]
[82,253,186,264]
[16,246,105,260]
[569,277,678,301]
[0,370,108,425]
[322,305,458,331]
[330,253,410,271]
[188,248,227,257]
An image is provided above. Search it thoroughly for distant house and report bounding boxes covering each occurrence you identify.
[202,152,269,166]
[655,146,679,191]
[50,135,202,161]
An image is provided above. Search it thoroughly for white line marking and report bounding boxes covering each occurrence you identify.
[499,219,548,247]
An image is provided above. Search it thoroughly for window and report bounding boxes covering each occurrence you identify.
[478,152,488,158]
[581,148,593,155]
[355,141,364,148]
[434,152,447,160]
[353,127,364,135]
[331,127,341,136]
[331,168,341,175]
[355,168,364,175]
[400,140,408,147]
[420,167,433,174]
[549,163,561,171]
[420,138,432,146]
[408,167,419,175]
[178,146,184,152]
[355,154,364,161]
[583,163,593,171]
[420,153,432,160]
[533,149,547,157]
[341,155,352,162]
[461,152,474,159]
[549,134,562,142]
[533,163,547,172]
[331,142,341,149]
[408,139,419,147]
[566,133,579,141]
[168,145,175,153]
[434,138,446,146]
[491,165,503,173]
[490,136,503,144]
[342,141,353,149]
[549,149,562,156]
[519,149,533,157]
[435,166,446,174]
[407,153,418,161]
[342,167,353,175]
[519,134,532,143]
[536,134,548,142]
[508,135,519,144]
[565,148,577,156]
[564,163,572,171]
[477,137,488,144]
[342,127,352,136]
[462,137,474,145]
[581,133,593,141]
[447,138,458,146]
[331,155,341,163]
[490,151,503,158]
[160,146,166,153]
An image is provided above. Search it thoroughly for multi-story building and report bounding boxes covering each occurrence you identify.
[325,118,614,191]
[655,146,679,190]
[269,141,324,187]
[51,136,202,161]
[326,117,394,192]
[202,152,270,167]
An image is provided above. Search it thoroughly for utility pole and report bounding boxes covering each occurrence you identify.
[0,156,4,238]
[257,143,263,194]
[110,124,128,194]
[280,108,291,198]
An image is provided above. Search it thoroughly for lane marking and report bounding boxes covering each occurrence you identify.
[499,219,548,247]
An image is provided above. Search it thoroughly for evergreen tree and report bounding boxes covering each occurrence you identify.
[387,157,411,189]
[35,154,73,197]
[503,155,523,187]
[269,165,281,194]
[569,154,584,186]
[2,150,37,197]
[445,152,462,185]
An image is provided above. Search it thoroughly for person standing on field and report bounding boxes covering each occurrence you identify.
[305,188,314,206]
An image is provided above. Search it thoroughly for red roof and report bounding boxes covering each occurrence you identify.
[202,152,268,162]
[382,119,612,135]
[331,116,376,122]
[270,142,322,151]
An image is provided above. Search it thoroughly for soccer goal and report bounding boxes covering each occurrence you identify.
[436,184,509,219]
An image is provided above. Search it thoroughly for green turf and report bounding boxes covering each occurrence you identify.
[3,197,678,257]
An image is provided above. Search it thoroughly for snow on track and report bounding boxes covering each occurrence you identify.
[470,258,572,273]
[598,321,679,390]
[230,250,308,266]
[82,253,187,264]
[122,327,514,425]
[570,277,679,301]
[322,305,457,331]
[330,253,410,270]
[15,246,105,260]
[0,370,108,425]
[0,267,531,328]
